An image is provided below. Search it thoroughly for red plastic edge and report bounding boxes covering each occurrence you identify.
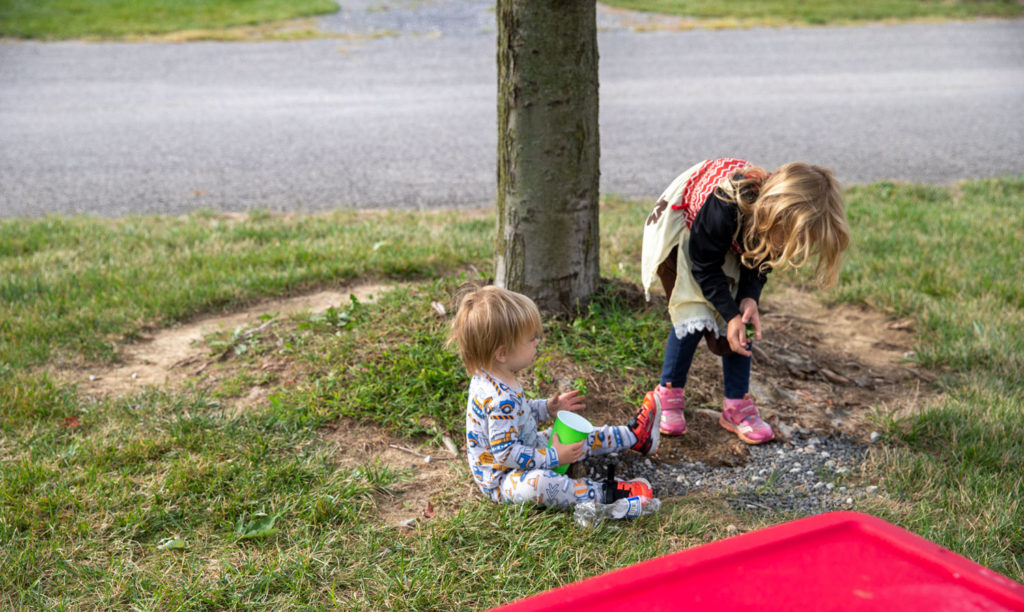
[489,511,1024,611]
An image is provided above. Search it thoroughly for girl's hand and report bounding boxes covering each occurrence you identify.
[551,433,586,465]
[727,298,762,357]
[547,390,585,414]
[740,297,762,342]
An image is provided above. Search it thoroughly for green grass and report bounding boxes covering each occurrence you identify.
[2,178,1023,608]
[836,179,1024,387]
[0,0,338,40]
[0,209,491,369]
[602,0,1024,25]
[828,178,1024,573]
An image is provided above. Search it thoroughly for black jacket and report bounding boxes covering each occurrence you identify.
[688,192,769,323]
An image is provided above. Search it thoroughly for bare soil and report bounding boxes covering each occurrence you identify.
[549,283,938,472]
[72,284,403,398]
[318,420,475,529]
[64,280,938,528]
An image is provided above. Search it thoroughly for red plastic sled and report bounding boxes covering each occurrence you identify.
[491,511,1024,611]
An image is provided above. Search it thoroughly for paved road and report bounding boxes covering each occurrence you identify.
[1,3,1022,217]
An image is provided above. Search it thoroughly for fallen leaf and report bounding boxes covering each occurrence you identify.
[423,501,435,519]
[235,512,281,540]
[156,536,187,551]
[63,416,81,428]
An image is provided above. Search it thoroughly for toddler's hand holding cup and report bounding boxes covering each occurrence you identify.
[548,410,593,474]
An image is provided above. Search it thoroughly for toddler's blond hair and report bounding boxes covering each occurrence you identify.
[718,162,850,288]
[447,285,542,376]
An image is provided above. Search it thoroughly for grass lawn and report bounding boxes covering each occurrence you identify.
[605,0,1024,26]
[0,0,339,40]
[1,178,1022,609]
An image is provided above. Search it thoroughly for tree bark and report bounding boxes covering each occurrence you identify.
[495,0,600,313]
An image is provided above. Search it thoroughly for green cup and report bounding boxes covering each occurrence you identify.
[547,410,593,474]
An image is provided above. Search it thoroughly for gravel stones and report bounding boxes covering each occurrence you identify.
[584,432,881,516]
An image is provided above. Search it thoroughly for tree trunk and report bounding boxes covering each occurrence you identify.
[495,0,600,313]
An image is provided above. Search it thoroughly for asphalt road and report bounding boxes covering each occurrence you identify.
[1,5,1022,217]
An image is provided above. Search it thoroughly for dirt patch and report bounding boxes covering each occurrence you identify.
[59,279,938,525]
[71,283,404,398]
[319,421,476,529]
[751,284,936,433]
[543,284,939,470]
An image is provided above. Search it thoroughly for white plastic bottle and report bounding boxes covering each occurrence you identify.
[573,496,660,528]
[611,495,646,519]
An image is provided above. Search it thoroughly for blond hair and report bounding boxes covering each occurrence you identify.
[447,285,542,376]
[717,162,850,288]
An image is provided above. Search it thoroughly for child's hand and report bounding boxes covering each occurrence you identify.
[547,389,586,414]
[727,298,762,357]
[551,433,586,465]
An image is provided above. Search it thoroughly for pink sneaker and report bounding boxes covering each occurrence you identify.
[655,383,687,435]
[720,395,774,444]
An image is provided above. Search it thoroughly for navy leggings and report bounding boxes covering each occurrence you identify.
[659,329,751,400]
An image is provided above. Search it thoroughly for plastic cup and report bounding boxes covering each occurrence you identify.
[547,410,594,474]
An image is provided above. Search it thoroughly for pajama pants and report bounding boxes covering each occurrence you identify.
[491,424,636,509]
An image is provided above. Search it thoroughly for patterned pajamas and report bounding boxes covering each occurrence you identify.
[497,424,634,508]
[465,372,636,509]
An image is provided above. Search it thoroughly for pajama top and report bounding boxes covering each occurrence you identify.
[464,372,559,496]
